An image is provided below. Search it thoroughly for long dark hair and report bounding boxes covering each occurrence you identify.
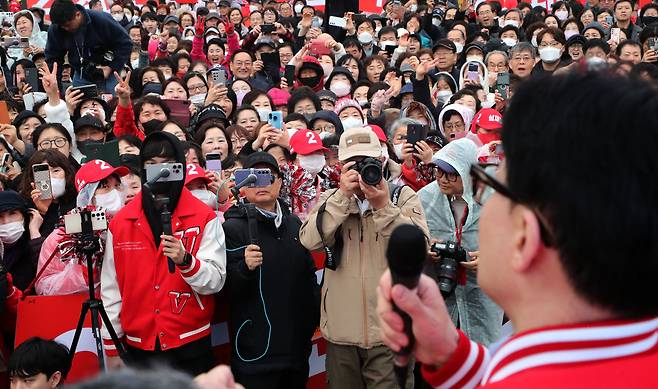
[20,149,77,205]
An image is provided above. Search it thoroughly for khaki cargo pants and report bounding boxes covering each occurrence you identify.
[326,342,414,389]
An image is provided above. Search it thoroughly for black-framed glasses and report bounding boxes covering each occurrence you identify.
[433,166,458,182]
[470,164,555,246]
[38,137,68,150]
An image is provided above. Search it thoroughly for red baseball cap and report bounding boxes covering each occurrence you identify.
[184,163,212,186]
[289,129,328,155]
[75,160,129,192]
[471,108,503,132]
[366,124,387,143]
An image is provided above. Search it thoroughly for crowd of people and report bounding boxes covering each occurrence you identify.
[0,0,657,388]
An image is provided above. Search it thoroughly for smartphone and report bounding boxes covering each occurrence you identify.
[24,67,40,92]
[328,16,347,28]
[0,101,10,124]
[268,111,283,130]
[210,67,227,86]
[0,37,28,48]
[0,152,9,174]
[384,44,398,54]
[100,93,113,102]
[312,16,322,28]
[610,27,621,44]
[261,23,275,34]
[467,62,479,81]
[32,163,52,200]
[79,140,121,168]
[285,64,295,85]
[145,162,185,183]
[60,81,72,94]
[163,99,191,128]
[71,84,99,99]
[496,72,510,100]
[205,153,222,174]
[650,37,658,51]
[64,210,108,234]
[406,124,428,145]
[605,15,613,25]
[234,168,273,188]
[260,51,280,67]
[309,39,331,56]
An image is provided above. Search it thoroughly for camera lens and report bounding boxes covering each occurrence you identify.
[361,165,382,186]
[437,257,459,297]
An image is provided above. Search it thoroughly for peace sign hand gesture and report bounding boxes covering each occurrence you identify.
[40,62,59,102]
[114,70,132,107]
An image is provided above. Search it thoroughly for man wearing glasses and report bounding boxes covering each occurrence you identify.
[377,72,658,387]
[418,138,503,347]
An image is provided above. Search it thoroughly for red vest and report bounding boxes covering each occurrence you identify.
[105,189,217,352]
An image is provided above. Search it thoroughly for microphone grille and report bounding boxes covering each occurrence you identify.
[386,224,427,277]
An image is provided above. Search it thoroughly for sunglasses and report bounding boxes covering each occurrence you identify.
[470,164,555,247]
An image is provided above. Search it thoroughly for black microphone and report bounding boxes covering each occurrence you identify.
[234,173,258,190]
[144,167,171,189]
[386,224,427,389]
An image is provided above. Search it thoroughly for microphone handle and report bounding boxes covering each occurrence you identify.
[391,273,419,389]
[161,208,175,273]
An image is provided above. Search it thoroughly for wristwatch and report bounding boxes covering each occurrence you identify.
[179,252,193,267]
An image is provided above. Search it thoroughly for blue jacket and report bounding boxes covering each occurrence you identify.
[45,5,132,73]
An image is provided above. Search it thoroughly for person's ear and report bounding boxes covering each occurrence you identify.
[49,371,62,388]
[510,206,544,273]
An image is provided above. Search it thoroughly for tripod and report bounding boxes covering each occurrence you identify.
[68,232,127,369]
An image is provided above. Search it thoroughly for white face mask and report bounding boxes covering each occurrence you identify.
[555,10,569,21]
[539,47,561,63]
[341,117,363,130]
[319,130,332,139]
[191,189,218,208]
[502,37,517,47]
[112,14,123,22]
[294,4,303,13]
[298,154,326,176]
[330,81,351,97]
[466,56,483,63]
[357,99,369,107]
[51,177,66,199]
[531,36,538,47]
[190,93,206,105]
[257,108,272,122]
[437,90,452,101]
[0,221,24,245]
[95,189,123,215]
[131,59,140,69]
[564,30,578,40]
[504,19,519,27]
[393,143,404,159]
[454,42,464,54]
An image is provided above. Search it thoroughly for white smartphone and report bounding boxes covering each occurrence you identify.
[329,16,347,29]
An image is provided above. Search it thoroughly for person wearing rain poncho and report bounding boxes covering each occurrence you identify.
[458,59,496,109]
[417,138,503,346]
[6,10,48,69]
[35,160,128,296]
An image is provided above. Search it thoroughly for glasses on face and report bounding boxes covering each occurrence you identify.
[444,122,464,131]
[39,137,68,149]
[470,164,555,246]
[433,166,459,182]
[234,61,252,68]
[314,124,335,132]
[511,55,532,62]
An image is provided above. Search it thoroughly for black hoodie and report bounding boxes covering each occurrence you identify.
[222,200,320,374]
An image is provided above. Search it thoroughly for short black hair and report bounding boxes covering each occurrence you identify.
[50,0,79,26]
[283,112,309,126]
[616,40,642,57]
[134,95,171,124]
[8,337,71,381]
[288,86,322,113]
[503,72,658,318]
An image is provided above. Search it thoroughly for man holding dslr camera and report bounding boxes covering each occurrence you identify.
[377,73,658,387]
[418,138,503,347]
[300,127,429,389]
[45,0,132,93]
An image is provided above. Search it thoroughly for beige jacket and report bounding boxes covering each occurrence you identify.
[299,186,429,348]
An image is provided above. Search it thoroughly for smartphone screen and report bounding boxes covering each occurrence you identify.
[285,64,295,85]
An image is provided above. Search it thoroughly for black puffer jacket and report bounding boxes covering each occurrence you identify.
[222,200,320,374]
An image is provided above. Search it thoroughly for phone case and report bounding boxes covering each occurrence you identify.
[206,153,222,173]
[33,164,52,200]
[268,111,283,129]
[145,163,185,183]
[234,168,273,188]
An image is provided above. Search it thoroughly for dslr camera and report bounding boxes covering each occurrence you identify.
[431,241,467,297]
[81,50,115,82]
[350,157,383,186]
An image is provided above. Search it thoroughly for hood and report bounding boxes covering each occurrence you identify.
[400,101,438,133]
[309,110,344,136]
[432,138,478,204]
[437,103,475,138]
[458,59,490,91]
[295,56,325,91]
[139,131,187,208]
[12,10,47,48]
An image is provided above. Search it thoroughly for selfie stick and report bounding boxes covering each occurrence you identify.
[143,167,176,273]
[230,173,259,245]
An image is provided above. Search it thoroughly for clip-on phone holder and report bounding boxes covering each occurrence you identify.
[231,182,259,246]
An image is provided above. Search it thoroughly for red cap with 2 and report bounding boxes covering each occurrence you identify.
[75,160,129,192]
[289,129,328,155]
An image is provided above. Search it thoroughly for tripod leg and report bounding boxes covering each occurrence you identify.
[97,300,128,358]
[88,302,106,370]
[69,302,90,357]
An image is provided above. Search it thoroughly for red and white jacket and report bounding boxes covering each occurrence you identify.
[422,316,658,388]
[100,189,227,357]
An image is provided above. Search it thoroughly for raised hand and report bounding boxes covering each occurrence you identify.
[114,70,132,107]
[195,16,206,36]
[416,58,439,80]
[40,62,59,100]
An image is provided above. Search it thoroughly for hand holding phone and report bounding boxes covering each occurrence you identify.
[309,39,331,56]
[32,163,52,200]
[268,111,283,130]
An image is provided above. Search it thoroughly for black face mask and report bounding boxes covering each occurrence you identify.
[142,119,164,135]
[643,16,658,26]
[119,153,140,169]
[77,139,101,152]
[142,82,163,96]
[299,76,320,87]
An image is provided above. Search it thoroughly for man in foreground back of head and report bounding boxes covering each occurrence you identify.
[377,71,658,388]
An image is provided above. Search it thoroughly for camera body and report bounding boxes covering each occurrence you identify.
[81,50,115,82]
[431,241,467,297]
[351,157,383,186]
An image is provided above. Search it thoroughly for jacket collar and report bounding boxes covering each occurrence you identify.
[483,316,658,385]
